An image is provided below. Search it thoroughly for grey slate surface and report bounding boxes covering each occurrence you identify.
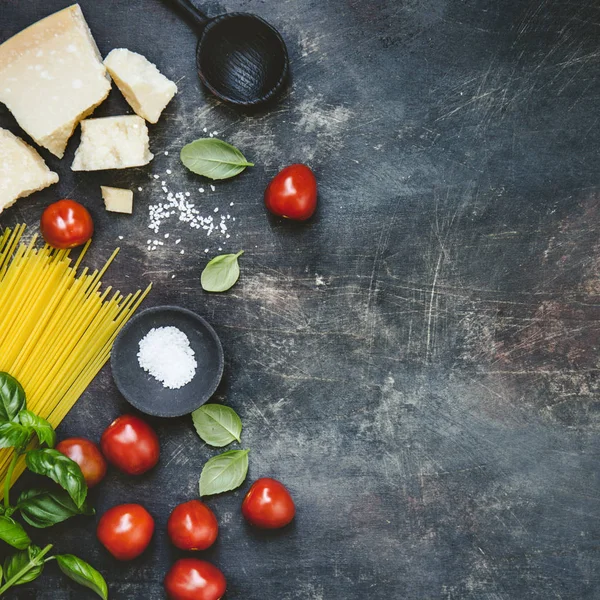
[1,0,600,598]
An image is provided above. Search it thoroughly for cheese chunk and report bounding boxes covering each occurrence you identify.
[0,128,59,214]
[101,186,133,214]
[72,115,153,171]
[104,48,177,124]
[0,5,111,158]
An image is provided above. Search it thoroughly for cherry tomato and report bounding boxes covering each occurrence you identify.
[97,503,154,561]
[40,199,94,249]
[100,415,159,475]
[168,500,218,551]
[242,477,296,529]
[164,559,226,600]
[264,164,317,221]
[56,437,107,488]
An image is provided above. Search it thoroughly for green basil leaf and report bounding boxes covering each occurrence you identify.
[180,138,254,180]
[199,449,249,496]
[25,449,87,508]
[4,545,44,586]
[0,516,30,549]
[192,404,242,447]
[56,554,108,600]
[18,410,56,448]
[0,422,31,450]
[201,251,244,293]
[18,488,94,529]
[0,372,26,423]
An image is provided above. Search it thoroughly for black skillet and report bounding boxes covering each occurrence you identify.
[163,0,289,107]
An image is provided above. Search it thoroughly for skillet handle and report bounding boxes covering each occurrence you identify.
[162,0,208,30]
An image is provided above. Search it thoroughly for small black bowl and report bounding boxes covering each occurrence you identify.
[111,306,224,417]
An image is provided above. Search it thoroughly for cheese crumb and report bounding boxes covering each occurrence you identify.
[72,116,153,171]
[104,48,177,124]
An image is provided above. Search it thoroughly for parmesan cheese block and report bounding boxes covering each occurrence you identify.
[0,4,111,158]
[104,49,177,124]
[71,115,153,171]
[101,186,133,214]
[0,128,59,214]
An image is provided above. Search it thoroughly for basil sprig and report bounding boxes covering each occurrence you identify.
[0,372,106,598]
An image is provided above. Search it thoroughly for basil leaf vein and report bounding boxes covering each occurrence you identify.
[56,554,108,600]
[0,373,26,423]
[199,449,249,496]
[192,404,242,447]
[18,488,94,528]
[25,449,87,508]
[201,251,244,293]
[0,516,30,549]
[18,410,55,448]
[0,422,31,450]
[3,545,44,586]
[180,138,253,180]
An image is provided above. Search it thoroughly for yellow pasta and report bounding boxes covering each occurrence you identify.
[0,225,151,492]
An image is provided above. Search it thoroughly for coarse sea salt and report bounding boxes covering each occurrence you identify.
[145,140,239,253]
[137,326,197,389]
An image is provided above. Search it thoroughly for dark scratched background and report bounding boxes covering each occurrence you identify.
[1,0,600,598]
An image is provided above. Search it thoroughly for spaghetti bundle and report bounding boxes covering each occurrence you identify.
[0,225,151,490]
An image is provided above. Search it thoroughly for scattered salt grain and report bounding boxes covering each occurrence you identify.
[214,207,218,213]
[166,169,172,175]
[153,174,159,179]
[138,187,143,192]
[137,326,197,389]
[203,127,207,133]
[164,151,169,156]
[210,185,216,192]
[180,249,185,254]
[229,202,234,206]
[199,188,205,193]
[204,248,209,253]
[175,239,181,244]
[212,131,218,136]
[118,236,123,240]
[164,233,169,238]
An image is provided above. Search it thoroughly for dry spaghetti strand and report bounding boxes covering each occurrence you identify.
[0,226,151,492]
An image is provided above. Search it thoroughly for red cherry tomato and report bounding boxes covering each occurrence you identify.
[97,503,154,560]
[168,500,218,551]
[56,437,107,488]
[100,415,159,475]
[264,164,317,221]
[242,477,296,529]
[164,559,226,600]
[40,199,94,249]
